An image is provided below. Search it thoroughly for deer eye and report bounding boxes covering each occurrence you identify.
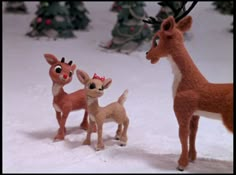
[89,83,96,89]
[54,65,62,73]
[99,86,104,91]
[153,36,159,47]
[155,39,159,46]
[69,71,73,77]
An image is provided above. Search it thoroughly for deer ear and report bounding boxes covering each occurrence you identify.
[103,78,112,89]
[177,16,192,33]
[44,53,58,65]
[161,16,175,35]
[71,64,76,71]
[76,69,90,85]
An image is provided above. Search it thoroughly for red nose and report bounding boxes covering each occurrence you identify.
[63,74,68,79]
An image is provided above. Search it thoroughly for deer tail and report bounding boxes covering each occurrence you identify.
[118,89,128,105]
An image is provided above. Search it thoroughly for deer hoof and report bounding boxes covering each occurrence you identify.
[82,140,91,145]
[115,135,120,140]
[95,144,104,151]
[176,166,185,171]
[119,141,126,147]
[54,135,64,141]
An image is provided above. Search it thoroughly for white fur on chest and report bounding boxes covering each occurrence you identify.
[166,56,182,98]
[52,84,61,96]
[87,97,96,106]
[193,110,222,121]
[53,103,62,112]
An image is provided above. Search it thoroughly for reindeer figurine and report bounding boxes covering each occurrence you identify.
[144,15,233,171]
[44,54,96,141]
[76,69,129,151]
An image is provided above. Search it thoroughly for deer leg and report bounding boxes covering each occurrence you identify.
[120,117,129,146]
[56,111,61,126]
[96,122,104,151]
[189,115,199,162]
[91,123,97,133]
[80,111,89,130]
[80,111,97,133]
[56,111,66,134]
[54,111,69,141]
[115,124,122,140]
[83,118,95,145]
[174,90,198,171]
[222,92,233,133]
[222,114,233,133]
[176,119,190,171]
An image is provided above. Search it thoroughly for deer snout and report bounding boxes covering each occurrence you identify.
[146,52,151,60]
[63,74,68,79]
[146,51,152,60]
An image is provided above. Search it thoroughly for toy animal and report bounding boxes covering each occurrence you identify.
[76,69,129,151]
[44,53,96,141]
[145,16,233,171]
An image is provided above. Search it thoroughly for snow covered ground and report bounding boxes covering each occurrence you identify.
[3,1,233,173]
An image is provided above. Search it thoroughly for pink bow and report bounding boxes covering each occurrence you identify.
[93,73,105,82]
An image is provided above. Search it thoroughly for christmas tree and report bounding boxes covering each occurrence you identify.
[212,1,233,15]
[26,1,75,39]
[101,1,152,54]
[65,1,90,30]
[212,1,233,33]
[110,1,122,12]
[4,1,28,14]
[152,1,186,32]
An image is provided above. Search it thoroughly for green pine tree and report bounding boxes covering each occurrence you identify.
[212,1,233,33]
[110,1,123,12]
[4,1,28,14]
[212,1,233,15]
[65,1,90,30]
[103,1,152,54]
[26,1,75,39]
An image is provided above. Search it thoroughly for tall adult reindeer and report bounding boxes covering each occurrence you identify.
[143,2,233,171]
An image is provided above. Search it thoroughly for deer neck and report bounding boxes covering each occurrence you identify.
[166,45,208,97]
[52,83,65,97]
[86,96,100,115]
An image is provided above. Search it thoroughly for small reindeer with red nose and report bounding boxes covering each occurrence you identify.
[77,69,129,151]
[44,53,95,141]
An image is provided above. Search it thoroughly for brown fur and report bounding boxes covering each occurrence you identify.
[146,16,233,170]
[77,69,129,151]
[44,53,95,141]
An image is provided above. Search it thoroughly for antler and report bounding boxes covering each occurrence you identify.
[175,1,198,22]
[143,1,198,24]
[60,57,73,66]
[68,60,73,65]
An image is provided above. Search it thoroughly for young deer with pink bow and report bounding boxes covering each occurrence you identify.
[77,69,129,151]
